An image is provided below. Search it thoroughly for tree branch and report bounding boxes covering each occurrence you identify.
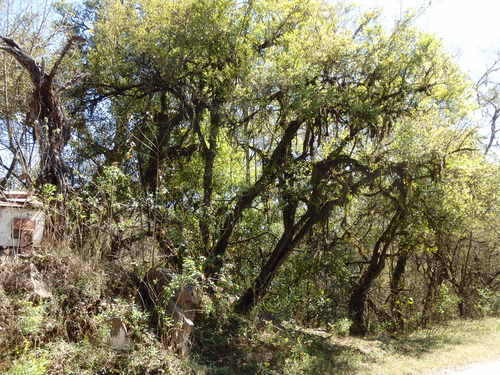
[0,36,41,85]
[48,35,84,81]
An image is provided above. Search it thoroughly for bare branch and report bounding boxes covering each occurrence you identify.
[0,36,42,85]
[48,35,84,81]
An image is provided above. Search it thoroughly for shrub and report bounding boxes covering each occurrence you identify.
[6,352,49,375]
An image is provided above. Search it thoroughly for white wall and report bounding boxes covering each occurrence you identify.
[0,207,45,247]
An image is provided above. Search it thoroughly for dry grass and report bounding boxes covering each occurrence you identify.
[191,317,500,375]
[355,317,500,375]
[1,248,499,375]
[0,249,194,375]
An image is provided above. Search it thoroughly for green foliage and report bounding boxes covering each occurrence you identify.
[6,352,49,375]
[163,257,204,300]
[474,288,499,316]
[436,284,461,319]
[1,0,499,372]
[328,318,353,337]
[19,302,46,337]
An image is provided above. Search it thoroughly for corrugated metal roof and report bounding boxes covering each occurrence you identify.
[0,191,42,209]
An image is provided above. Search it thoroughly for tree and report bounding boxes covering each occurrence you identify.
[0,0,84,192]
[0,0,56,189]
[476,56,500,155]
[58,1,497,334]
[71,0,472,315]
[231,13,470,315]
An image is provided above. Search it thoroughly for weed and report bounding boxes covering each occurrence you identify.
[328,318,353,337]
[6,351,49,375]
[19,302,46,337]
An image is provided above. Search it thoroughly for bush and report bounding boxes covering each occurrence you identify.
[328,318,352,337]
[6,352,49,375]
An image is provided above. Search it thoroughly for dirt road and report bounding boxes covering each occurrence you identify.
[438,360,500,375]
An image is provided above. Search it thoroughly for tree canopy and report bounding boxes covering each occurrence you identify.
[0,0,498,338]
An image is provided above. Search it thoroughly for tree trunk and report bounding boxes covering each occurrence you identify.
[234,152,383,315]
[348,212,402,336]
[140,99,187,193]
[234,190,299,314]
[198,105,220,255]
[389,250,409,331]
[421,257,446,327]
[456,233,473,318]
[348,251,387,336]
[204,118,303,278]
[234,196,341,315]
[1,35,83,193]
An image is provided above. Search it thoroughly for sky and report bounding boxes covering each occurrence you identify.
[356,0,500,80]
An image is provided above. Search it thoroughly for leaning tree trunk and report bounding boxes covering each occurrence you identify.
[234,196,342,315]
[388,249,409,331]
[348,211,402,336]
[233,194,299,315]
[0,35,83,193]
[421,254,447,327]
[348,248,388,336]
[204,119,303,278]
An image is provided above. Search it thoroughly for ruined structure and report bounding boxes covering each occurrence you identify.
[0,191,44,255]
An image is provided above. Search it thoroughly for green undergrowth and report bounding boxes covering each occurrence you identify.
[1,249,498,375]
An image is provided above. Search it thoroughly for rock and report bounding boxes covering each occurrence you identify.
[0,260,52,299]
[108,317,133,352]
[166,284,201,356]
[138,267,201,356]
[29,263,52,299]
